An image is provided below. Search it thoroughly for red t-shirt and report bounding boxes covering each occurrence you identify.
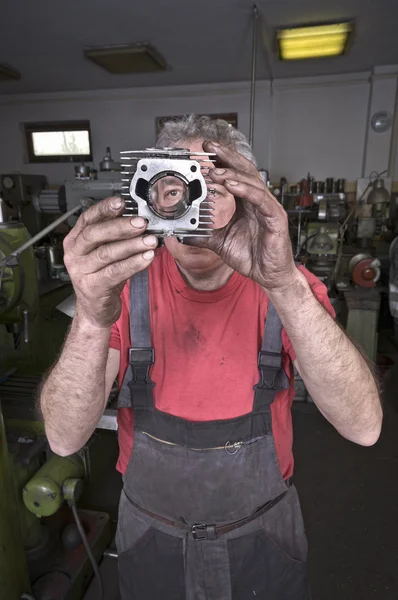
[110,247,334,478]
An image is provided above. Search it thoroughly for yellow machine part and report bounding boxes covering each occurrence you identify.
[0,222,39,324]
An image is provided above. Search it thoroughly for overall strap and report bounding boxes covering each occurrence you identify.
[253,301,290,412]
[118,274,289,413]
[127,269,155,409]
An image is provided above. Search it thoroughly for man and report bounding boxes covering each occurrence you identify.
[39,115,382,599]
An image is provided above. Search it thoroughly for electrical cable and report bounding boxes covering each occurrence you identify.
[295,188,306,257]
[369,169,388,181]
[294,231,318,260]
[70,502,104,600]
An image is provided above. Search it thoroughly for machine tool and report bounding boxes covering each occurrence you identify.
[0,174,49,236]
[60,175,122,227]
[367,177,391,234]
[0,146,125,599]
[34,147,123,227]
[334,251,383,361]
[298,223,340,282]
[121,148,215,237]
[0,147,123,349]
[348,254,381,289]
[0,395,111,600]
[0,172,72,293]
[0,222,39,347]
[99,145,122,173]
[0,368,119,600]
[281,171,394,364]
[0,201,84,349]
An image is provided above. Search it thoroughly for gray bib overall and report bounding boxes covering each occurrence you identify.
[116,269,310,599]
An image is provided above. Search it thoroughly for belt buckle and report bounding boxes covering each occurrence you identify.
[191,523,209,541]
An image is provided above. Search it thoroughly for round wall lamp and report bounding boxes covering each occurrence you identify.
[371,110,392,133]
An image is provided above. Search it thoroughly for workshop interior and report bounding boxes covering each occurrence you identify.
[1,1,398,599]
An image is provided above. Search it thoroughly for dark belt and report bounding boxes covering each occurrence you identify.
[124,479,292,541]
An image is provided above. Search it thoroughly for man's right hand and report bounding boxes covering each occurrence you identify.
[63,196,157,328]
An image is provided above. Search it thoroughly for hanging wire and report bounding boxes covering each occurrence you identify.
[249,5,259,147]
[69,502,104,600]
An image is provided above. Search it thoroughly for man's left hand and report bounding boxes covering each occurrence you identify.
[199,141,296,292]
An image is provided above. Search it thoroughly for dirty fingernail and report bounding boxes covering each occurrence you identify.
[131,217,146,228]
[214,168,226,175]
[111,197,123,209]
[143,235,157,247]
[143,250,155,260]
[226,179,239,186]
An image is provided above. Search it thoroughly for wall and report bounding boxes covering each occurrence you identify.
[271,74,373,182]
[0,71,396,186]
[0,82,271,184]
[363,65,398,179]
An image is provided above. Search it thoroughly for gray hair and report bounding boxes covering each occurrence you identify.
[156,114,257,166]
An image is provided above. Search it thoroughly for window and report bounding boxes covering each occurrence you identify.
[24,120,92,163]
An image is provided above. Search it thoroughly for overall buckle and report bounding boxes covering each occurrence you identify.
[191,523,217,541]
[129,347,154,383]
[258,351,282,388]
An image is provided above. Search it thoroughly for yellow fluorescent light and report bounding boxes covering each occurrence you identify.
[277,22,353,60]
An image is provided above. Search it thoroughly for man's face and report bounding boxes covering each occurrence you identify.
[163,139,236,273]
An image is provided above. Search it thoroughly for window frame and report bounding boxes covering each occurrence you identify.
[24,120,93,163]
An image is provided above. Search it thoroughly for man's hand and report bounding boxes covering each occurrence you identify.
[197,141,296,292]
[63,196,157,328]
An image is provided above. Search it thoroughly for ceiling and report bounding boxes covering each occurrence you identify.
[0,0,397,95]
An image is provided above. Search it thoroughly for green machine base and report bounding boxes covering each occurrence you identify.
[1,396,113,600]
[30,507,111,600]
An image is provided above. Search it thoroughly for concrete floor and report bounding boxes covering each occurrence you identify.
[293,365,398,600]
[83,363,398,600]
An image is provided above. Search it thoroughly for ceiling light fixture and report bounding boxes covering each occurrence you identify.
[0,62,21,81]
[84,43,168,74]
[277,22,353,61]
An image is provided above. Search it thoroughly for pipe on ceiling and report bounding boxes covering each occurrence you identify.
[387,79,398,179]
[361,71,374,178]
[257,8,274,173]
[249,4,259,147]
